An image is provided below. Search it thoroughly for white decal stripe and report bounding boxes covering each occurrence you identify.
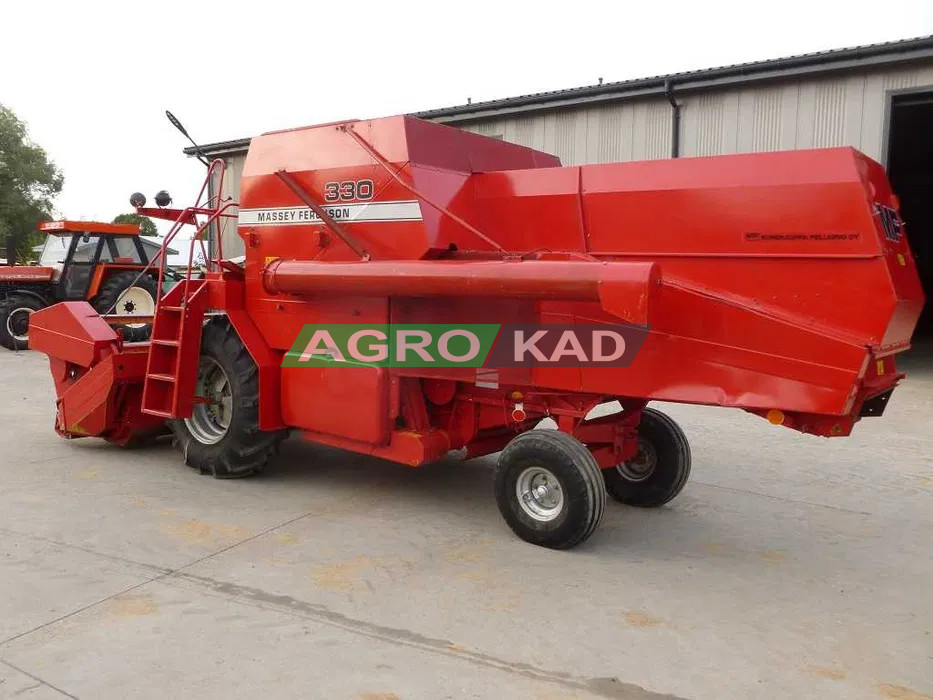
[239,200,422,227]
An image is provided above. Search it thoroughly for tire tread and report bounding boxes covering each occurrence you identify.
[604,407,691,507]
[170,317,287,478]
[495,429,606,549]
[0,295,45,350]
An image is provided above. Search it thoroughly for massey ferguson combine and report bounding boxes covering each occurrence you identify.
[28,115,923,549]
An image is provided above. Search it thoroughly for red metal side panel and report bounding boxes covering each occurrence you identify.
[282,365,389,445]
[0,267,55,283]
[576,148,923,351]
[239,115,563,272]
[29,302,118,367]
[256,293,390,440]
[58,356,116,436]
[471,168,587,253]
[857,153,926,349]
[581,149,872,254]
[404,117,559,173]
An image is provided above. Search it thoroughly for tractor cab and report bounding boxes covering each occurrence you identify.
[34,221,151,300]
[0,221,160,350]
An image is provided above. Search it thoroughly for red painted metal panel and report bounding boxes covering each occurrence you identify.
[29,302,118,367]
[283,365,389,444]
[39,220,139,236]
[0,267,56,283]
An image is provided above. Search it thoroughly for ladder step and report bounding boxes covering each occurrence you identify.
[142,277,207,422]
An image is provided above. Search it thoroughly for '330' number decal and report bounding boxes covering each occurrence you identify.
[323,179,374,202]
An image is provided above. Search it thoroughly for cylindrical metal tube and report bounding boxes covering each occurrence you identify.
[262,259,657,302]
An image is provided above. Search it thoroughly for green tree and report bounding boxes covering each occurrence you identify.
[112,212,158,237]
[0,104,64,262]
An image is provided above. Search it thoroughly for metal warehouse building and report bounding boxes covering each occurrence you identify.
[192,35,933,330]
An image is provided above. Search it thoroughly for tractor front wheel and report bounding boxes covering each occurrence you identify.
[603,407,691,507]
[92,271,159,342]
[169,318,287,478]
[494,429,606,549]
[0,295,45,350]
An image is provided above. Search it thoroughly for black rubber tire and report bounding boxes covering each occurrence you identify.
[603,407,691,507]
[169,317,287,478]
[494,429,606,549]
[91,271,160,342]
[0,295,45,350]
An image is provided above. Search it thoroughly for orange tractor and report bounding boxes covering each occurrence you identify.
[0,220,160,349]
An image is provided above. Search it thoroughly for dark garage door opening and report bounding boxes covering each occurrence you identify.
[887,90,933,339]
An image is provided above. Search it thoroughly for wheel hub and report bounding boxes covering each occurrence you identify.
[115,286,154,329]
[516,466,564,521]
[616,438,658,482]
[184,357,233,445]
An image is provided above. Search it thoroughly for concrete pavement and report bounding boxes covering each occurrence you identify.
[1,348,931,699]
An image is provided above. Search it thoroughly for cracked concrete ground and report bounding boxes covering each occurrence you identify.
[0,347,931,700]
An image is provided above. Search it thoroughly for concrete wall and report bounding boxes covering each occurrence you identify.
[214,61,933,258]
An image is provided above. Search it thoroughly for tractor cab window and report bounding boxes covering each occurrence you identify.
[38,234,70,266]
[108,236,144,264]
[71,235,101,263]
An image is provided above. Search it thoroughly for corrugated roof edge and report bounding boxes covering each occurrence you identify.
[183,137,251,157]
[186,34,933,157]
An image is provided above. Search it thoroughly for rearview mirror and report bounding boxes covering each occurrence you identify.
[166,110,190,139]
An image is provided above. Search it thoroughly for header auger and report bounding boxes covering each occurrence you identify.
[28,114,924,549]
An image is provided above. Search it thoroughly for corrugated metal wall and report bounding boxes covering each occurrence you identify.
[211,155,243,258]
[217,62,933,257]
[454,63,933,163]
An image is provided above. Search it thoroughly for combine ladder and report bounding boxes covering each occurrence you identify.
[140,278,209,419]
[127,158,236,420]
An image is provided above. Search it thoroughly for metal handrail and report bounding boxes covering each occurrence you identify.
[102,159,238,321]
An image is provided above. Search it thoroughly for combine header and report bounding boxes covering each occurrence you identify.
[29,115,924,548]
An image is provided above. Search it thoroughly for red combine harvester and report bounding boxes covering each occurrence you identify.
[29,115,924,549]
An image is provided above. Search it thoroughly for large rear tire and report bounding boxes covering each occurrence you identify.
[169,318,287,478]
[92,271,159,342]
[494,430,606,549]
[0,295,46,350]
[603,407,691,507]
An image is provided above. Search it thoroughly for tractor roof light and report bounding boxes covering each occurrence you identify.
[129,192,147,208]
[154,190,172,208]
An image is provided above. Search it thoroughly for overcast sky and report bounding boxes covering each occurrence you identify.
[3,0,933,247]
